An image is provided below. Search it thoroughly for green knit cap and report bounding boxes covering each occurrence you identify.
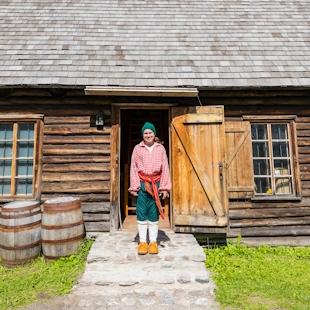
[141,122,156,135]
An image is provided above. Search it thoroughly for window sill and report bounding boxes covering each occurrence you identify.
[251,196,302,202]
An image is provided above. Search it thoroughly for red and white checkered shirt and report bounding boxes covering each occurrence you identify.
[128,141,172,193]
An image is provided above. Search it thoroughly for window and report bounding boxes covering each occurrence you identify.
[0,120,40,198]
[251,123,294,196]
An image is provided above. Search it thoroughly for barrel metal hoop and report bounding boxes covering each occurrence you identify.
[1,202,40,213]
[0,220,41,232]
[2,255,38,266]
[0,240,41,251]
[41,219,84,230]
[43,205,81,213]
[0,209,41,219]
[42,233,84,245]
[43,254,71,260]
[43,200,81,213]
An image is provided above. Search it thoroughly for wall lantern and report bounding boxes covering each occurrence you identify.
[96,111,104,126]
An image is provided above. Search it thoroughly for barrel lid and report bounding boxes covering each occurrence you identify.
[45,196,79,205]
[3,200,39,209]
[2,200,40,212]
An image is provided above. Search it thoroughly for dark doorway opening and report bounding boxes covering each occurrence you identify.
[120,109,170,225]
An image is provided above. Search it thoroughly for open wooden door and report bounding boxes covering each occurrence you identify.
[171,105,228,233]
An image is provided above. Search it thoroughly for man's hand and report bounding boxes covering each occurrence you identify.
[130,191,138,197]
[160,191,169,200]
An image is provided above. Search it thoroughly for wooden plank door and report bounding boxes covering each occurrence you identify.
[171,106,228,233]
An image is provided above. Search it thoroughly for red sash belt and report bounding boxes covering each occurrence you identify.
[138,172,165,220]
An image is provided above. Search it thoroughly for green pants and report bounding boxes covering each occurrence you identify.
[136,182,160,222]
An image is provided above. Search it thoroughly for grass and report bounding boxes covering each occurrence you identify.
[0,237,94,310]
[205,238,310,310]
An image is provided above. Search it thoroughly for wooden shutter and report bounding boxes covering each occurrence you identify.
[171,106,228,232]
[225,120,254,199]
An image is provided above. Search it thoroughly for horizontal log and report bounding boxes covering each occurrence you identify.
[83,213,110,222]
[82,202,110,213]
[301,182,310,189]
[9,89,52,97]
[230,216,310,228]
[297,130,310,137]
[174,215,227,227]
[298,139,310,147]
[227,236,310,247]
[42,172,110,182]
[44,116,91,125]
[229,225,310,237]
[225,105,310,116]
[84,221,110,232]
[301,174,310,181]
[298,155,310,164]
[0,96,113,107]
[302,189,310,197]
[43,156,110,164]
[43,163,110,172]
[229,208,310,219]
[43,135,110,144]
[41,181,110,194]
[41,194,110,202]
[0,105,112,116]
[299,164,310,172]
[296,117,310,123]
[44,125,110,135]
[298,147,310,154]
[43,145,110,156]
[229,200,310,209]
[174,226,228,234]
[296,124,310,130]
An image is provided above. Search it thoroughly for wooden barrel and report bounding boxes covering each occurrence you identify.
[0,200,41,268]
[41,197,85,260]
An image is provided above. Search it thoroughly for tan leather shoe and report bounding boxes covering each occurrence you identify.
[148,241,158,254]
[137,242,148,255]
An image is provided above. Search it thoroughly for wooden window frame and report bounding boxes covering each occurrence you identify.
[0,114,43,201]
[243,115,301,201]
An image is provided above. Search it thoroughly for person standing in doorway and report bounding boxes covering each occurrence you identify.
[128,122,171,255]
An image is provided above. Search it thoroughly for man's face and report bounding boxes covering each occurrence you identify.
[143,129,155,145]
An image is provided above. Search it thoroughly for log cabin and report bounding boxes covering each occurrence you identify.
[0,0,310,246]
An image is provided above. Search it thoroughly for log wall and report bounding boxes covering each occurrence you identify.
[2,88,310,240]
[41,116,111,232]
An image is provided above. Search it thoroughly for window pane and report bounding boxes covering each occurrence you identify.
[17,142,34,158]
[254,177,272,194]
[0,179,11,195]
[274,160,291,175]
[18,124,34,140]
[252,142,269,157]
[253,159,271,175]
[272,124,287,140]
[251,124,267,140]
[275,177,292,194]
[16,160,33,176]
[0,124,13,140]
[273,142,289,157]
[0,160,12,176]
[15,178,32,195]
[0,142,13,158]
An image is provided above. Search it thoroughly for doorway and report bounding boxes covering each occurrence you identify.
[120,108,170,229]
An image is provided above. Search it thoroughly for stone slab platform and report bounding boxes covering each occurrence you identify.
[71,230,220,309]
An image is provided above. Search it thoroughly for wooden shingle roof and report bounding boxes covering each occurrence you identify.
[0,0,309,89]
